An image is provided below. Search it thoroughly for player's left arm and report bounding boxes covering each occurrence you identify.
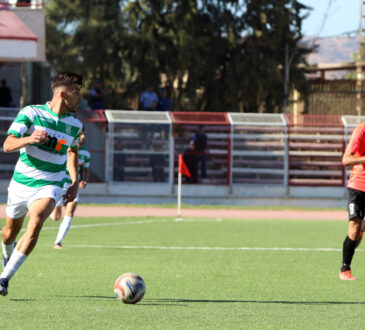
[63,147,79,202]
[79,167,89,189]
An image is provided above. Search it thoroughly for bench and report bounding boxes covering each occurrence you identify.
[289,178,344,186]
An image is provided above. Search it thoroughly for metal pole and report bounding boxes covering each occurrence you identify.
[283,43,289,114]
[356,0,365,116]
[177,172,182,218]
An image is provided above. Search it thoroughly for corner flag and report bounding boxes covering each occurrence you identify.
[177,154,191,218]
[178,154,191,178]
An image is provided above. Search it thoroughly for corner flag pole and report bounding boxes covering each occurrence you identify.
[177,154,191,218]
[177,168,182,218]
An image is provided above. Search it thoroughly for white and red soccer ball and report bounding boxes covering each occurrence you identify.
[114,273,146,304]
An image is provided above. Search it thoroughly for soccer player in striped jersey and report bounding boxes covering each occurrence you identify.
[51,127,91,249]
[340,122,365,280]
[0,72,83,296]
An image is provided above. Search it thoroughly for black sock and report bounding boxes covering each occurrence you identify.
[341,236,357,272]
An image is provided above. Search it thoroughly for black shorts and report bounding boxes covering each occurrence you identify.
[347,188,365,220]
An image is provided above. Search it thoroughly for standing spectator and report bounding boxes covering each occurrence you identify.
[140,83,158,111]
[0,79,13,107]
[193,125,208,178]
[90,78,105,109]
[157,88,172,111]
[183,140,199,183]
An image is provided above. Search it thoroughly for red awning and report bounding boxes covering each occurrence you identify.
[0,5,37,41]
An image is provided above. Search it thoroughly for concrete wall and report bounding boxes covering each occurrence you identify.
[0,181,343,208]
[12,8,46,62]
[75,183,347,207]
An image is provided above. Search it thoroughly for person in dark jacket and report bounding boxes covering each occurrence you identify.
[183,140,199,183]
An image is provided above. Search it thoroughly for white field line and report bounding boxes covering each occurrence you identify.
[12,219,355,253]
[18,219,168,233]
[61,244,352,252]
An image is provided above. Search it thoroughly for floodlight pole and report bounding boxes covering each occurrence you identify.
[283,43,289,114]
[356,0,365,116]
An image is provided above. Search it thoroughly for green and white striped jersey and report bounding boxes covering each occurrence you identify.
[63,146,91,186]
[7,103,83,188]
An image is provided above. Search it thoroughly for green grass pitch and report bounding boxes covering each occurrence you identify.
[0,215,365,329]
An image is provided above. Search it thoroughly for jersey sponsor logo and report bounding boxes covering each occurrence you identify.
[65,125,72,135]
[38,135,66,155]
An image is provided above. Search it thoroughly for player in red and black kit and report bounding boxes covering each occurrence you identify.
[340,123,365,280]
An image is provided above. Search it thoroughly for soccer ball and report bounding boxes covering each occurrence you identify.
[114,273,146,304]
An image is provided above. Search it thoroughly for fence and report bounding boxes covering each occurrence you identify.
[286,114,345,186]
[105,110,173,183]
[228,113,287,185]
[0,107,363,187]
[170,112,230,185]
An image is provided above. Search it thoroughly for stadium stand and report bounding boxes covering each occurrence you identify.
[105,110,172,183]
[228,113,287,185]
[170,112,230,184]
[2,108,365,187]
[286,114,345,186]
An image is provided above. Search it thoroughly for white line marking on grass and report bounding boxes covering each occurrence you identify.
[61,244,349,252]
[18,219,168,233]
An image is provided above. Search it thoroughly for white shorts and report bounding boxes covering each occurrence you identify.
[6,180,63,219]
[55,186,80,208]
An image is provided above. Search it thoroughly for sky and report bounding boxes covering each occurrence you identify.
[300,0,360,37]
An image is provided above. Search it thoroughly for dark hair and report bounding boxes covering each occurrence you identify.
[51,72,83,91]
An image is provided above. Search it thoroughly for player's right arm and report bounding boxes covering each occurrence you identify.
[3,130,48,153]
[342,149,365,166]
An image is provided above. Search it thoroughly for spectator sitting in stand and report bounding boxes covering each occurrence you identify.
[157,88,172,111]
[90,78,105,110]
[140,83,158,111]
[0,79,13,107]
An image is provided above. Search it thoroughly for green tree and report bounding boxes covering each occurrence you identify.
[46,0,313,112]
[46,0,127,108]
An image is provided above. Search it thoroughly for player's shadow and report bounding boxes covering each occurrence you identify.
[146,298,365,305]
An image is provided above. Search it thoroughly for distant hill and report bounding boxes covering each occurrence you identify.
[305,36,357,64]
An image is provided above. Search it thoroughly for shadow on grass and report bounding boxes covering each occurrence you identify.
[145,298,365,305]
[68,295,116,300]
[62,296,179,306]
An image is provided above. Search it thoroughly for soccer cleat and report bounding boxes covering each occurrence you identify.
[53,243,64,250]
[356,231,364,248]
[339,270,357,280]
[0,278,8,296]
